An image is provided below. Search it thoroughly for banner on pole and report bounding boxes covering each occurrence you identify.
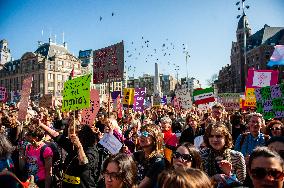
[246,68,279,88]
[175,88,192,109]
[81,89,100,126]
[18,75,33,121]
[123,88,134,106]
[217,93,240,111]
[193,88,215,105]
[133,88,146,112]
[244,88,256,107]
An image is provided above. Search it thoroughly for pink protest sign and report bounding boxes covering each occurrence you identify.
[18,75,33,122]
[0,87,7,102]
[246,68,279,88]
[81,89,100,126]
[117,95,123,119]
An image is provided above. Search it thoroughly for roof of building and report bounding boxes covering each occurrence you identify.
[249,25,284,47]
[34,42,69,57]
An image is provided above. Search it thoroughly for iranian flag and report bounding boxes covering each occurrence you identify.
[193,87,215,105]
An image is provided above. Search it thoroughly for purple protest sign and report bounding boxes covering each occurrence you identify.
[161,96,167,105]
[133,88,146,112]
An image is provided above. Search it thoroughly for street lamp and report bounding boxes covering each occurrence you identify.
[236,0,250,66]
[183,44,190,89]
[174,65,180,88]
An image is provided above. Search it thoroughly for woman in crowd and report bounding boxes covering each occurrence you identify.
[179,113,204,145]
[21,123,53,188]
[230,112,246,143]
[102,153,137,188]
[267,120,284,137]
[200,123,246,187]
[248,147,284,188]
[39,119,100,188]
[157,167,213,188]
[132,124,166,188]
[172,142,202,170]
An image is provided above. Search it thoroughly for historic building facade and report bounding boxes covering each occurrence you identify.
[0,39,82,101]
[216,15,284,93]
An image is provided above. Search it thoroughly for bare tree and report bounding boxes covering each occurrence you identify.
[206,73,218,87]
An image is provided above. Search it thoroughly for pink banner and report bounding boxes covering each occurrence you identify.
[18,75,33,122]
[117,95,123,119]
[246,68,279,88]
[81,89,100,126]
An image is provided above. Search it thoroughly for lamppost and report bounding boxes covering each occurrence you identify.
[174,65,180,88]
[236,0,250,71]
[183,44,190,89]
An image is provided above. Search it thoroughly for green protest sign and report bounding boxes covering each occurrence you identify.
[62,74,91,112]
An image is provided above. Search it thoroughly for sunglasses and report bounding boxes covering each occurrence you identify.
[251,168,284,180]
[103,171,121,180]
[139,131,151,138]
[271,127,282,131]
[172,151,192,162]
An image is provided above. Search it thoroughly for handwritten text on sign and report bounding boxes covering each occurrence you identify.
[133,88,146,112]
[62,74,91,112]
[99,133,123,154]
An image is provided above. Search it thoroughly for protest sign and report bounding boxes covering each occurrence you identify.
[217,93,240,111]
[62,74,91,112]
[123,88,134,106]
[117,95,123,118]
[255,84,284,119]
[39,94,53,108]
[161,96,167,105]
[111,91,121,100]
[133,88,146,112]
[18,75,33,121]
[153,94,161,107]
[81,89,100,126]
[246,68,278,88]
[0,87,7,102]
[175,88,192,109]
[99,133,123,154]
[244,88,256,107]
[93,41,124,84]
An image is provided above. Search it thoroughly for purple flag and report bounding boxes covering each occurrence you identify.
[133,88,146,112]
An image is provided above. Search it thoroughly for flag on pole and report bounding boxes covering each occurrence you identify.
[193,87,215,105]
[69,64,75,80]
[267,45,284,67]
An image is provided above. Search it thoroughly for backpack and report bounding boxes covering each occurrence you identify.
[40,142,62,187]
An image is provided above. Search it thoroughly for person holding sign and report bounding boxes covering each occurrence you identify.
[39,121,100,188]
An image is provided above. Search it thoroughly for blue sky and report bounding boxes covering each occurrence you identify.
[1,0,284,87]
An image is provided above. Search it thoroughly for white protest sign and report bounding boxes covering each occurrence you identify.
[99,133,123,154]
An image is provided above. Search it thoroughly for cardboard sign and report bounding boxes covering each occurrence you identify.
[133,88,146,112]
[123,88,134,106]
[0,87,7,102]
[81,89,100,126]
[153,94,161,107]
[62,74,91,112]
[175,88,192,109]
[217,93,240,110]
[244,88,256,107]
[39,94,53,108]
[18,75,33,121]
[93,41,124,84]
[99,133,123,154]
[255,84,284,119]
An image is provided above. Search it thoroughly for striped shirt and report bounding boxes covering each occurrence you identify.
[200,148,246,183]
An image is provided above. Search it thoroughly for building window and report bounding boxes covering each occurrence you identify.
[57,74,63,81]
[48,73,54,80]
[58,61,63,66]
[48,82,54,87]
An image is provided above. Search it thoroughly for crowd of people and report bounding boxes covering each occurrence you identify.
[0,101,283,188]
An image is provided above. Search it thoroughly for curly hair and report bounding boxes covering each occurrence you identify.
[185,113,200,125]
[102,153,137,188]
[140,124,163,154]
[266,120,283,136]
[203,122,233,149]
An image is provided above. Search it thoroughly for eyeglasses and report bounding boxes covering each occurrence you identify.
[271,127,282,131]
[209,134,224,139]
[103,171,121,180]
[250,168,284,180]
[172,151,192,162]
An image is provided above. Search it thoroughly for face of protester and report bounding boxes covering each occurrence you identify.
[98,114,104,122]
[271,124,283,137]
[139,131,155,148]
[249,156,284,188]
[209,127,226,151]
[249,116,262,137]
[104,162,123,188]
[161,121,171,131]
[188,117,198,130]
[172,146,192,169]
[212,108,223,121]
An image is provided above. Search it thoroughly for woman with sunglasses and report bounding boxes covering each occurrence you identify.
[102,153,137,188]
[201,123,246,187]
[172,142,202,170]
[133,124,166,188]
[267,120,284,137]
[248,146,284,188]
